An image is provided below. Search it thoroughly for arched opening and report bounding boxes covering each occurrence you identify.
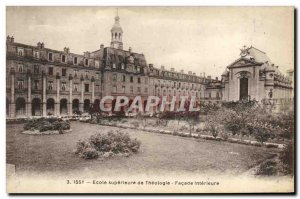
[16,97,26,116]
[60,99,68,115]
[93,99,100,113]
[115,32,117,39]
[32,98,41,116]
[111,99,116,113]
[239,77,248,101]
[84,99,90,113]
[72,99,80,113]
[46,98,55,116]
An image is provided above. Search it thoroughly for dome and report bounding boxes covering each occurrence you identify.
[111,16,123,33]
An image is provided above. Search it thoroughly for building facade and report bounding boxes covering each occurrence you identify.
[6,14,293,118]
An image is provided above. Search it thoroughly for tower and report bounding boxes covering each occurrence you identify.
[110,9,123,50]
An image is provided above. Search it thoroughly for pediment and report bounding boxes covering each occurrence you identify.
[227,58,262,69]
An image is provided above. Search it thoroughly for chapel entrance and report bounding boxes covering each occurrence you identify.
[239,77,248,101]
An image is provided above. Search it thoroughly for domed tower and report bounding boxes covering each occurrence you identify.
[110,10,123,50]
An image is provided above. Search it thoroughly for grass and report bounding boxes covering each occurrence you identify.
[6,121,279,176]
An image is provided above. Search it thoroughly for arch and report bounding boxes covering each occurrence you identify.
[239,77,249,101]
[46,98,55,116]
[60,99,68,115]
[84,99,90,113]
[16,97,26,116]
[72,99,80,113]
[93,99,100,113]
[32,98,41,116]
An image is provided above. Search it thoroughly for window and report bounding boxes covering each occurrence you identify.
[216,92,220,99]
[95,60,100,68]
[34,65,39,74]
[17,48,24,56]
[33,80,39,90]
[48,81,53,91]
[33,51,39,59]
[130,76,133,83]
[121,63,125,70]
[85,59,89,66]
[145,87,148,93]
[113,74,117,81]
[61,55,66,63]
[137,87,141,93]
[130,86,133,93]
[73,70,78,78]
[112,63,116,69]
[62,68,67,77]
[208,93,211,99]
[145,77,148,84]
[96,73,100,80]
[73,57,78,65]
[122,86,125,93]
[17,80,24,89]
[112,85,117,93]
[48,67,53,75]
[85,71,89,78]
[84,84,89,92]
[96,85,100,92]
[137,77,141,84]
[48,52,53,61]
[61,82,66,91]
[122,75,126,82]
[74,83,78,92]
[17,64,24,72]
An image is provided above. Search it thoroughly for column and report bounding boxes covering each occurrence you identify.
[42,73,47,117]
[80,79,84,112]
[27,73,32,117]
[10,69,15,118]
[68,76,73,115]
[55,76,60,116]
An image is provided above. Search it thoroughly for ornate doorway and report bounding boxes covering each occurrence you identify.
[239,77,248,100]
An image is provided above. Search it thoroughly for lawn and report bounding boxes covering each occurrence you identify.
[6,121,279,177]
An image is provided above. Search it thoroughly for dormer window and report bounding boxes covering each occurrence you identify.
[17,47,24,56]
[61,55,66,63]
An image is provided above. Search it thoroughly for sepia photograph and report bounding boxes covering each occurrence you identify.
[5,6,295,193]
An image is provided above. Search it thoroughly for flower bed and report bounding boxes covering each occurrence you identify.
[23,118,71,134]
[74,130,141,159]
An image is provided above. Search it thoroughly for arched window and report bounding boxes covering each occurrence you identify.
[115,32,117,39]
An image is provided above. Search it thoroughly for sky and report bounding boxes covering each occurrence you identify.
[6,6,294,78]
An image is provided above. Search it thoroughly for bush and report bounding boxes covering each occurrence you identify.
[256,160,278,176]
[279,142,294,175]
[131,121,140,128]
[75,130,141,160]
[24,118,70,133]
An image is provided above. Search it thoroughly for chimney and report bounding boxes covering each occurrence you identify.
[100,44,104,49]
[170,68,175,72]
[180,69,184,73]
[6,35,10,42]
[161,66,165,70]
[129,47,132,53]
[276,65,279,69]
[207,75,211,79]
[11,36,14,43]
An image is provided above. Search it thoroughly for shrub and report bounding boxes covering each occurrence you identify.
[256,160,278,176]
[23,118,70,133]
[279,142,294,175]
[248,121,274,143]
[75,130,141,160]
[131,121,140,128]
[219,131,229,141]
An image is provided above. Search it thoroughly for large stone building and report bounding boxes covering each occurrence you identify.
[6,14,293,118]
